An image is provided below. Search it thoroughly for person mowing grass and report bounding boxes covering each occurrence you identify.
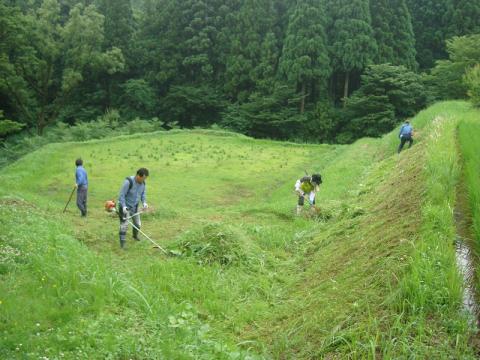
[294,173,322,216]
[117,168,149,249]
[75,158,88,217]
[398,119,414,153]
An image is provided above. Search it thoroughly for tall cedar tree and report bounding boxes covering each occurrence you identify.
[181,0,224,84]
[328,0,377,101]
[447,0,480,37]
[371,0,416,69]
[224,0,277,102]
[136,0,187,92]
[389,0,416,70]
[279,0,330,113]
[370,0,395,65]
[406,0,451,69]
[93,0,133,111]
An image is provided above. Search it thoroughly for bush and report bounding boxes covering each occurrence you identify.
[464,64,480,107]
[430,34,480,100]
[341,64,426,139]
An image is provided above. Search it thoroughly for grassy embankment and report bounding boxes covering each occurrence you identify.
[458,119,480,255]
[1,101,479,358]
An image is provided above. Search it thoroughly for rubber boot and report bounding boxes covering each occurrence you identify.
[296,205,302,216]
[120,240,126,249]
[133,228,140,241]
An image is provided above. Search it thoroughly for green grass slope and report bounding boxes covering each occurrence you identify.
[1,101,479,359]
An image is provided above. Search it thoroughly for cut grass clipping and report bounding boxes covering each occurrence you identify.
[169,222,263,267]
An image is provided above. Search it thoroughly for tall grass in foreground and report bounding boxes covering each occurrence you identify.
[0,200,257,359]
[458,120,480,255]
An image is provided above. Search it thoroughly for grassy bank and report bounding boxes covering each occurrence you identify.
[458,119,480,255]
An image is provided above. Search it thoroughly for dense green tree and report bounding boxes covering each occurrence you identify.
[135,0,185,92]
[430,34,480,100]
[388,0,417,69]
[341,64,426,140]
[279,0,330,113]
[180,0,222,84]
[371,0,417,69]
[118,79,157,119]
[0,111,25,137]
[328,0,377,101]
[370,0,394,65]
[161,84,225,127]
[221,85,298,138]
[90,0,135,116]
[0,3,32,128]
[96,0,133,51]
[0,0,123,134]
[447,0,480,37]
[3,0,474,143]
[406,0,451,69]
[223,0,277,102]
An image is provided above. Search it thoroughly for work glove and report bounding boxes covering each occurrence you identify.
[143,202,148,209]
[122,206,128,220]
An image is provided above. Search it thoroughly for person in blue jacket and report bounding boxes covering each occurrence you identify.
[75,158,88,217]
[117,168,149,249]
[398,120,413,153]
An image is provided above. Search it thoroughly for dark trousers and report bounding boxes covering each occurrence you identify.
[118,205,140,247]
[76,185,87,216]
[398,136,413,153]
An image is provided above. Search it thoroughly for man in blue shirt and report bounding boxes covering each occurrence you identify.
[117,168,149,249]
[75,158,88,217]
[398,120,413,153]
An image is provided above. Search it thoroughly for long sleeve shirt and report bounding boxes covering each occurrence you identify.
[75,166,88,187]
[118,176,146,209]
[399,124,413,138]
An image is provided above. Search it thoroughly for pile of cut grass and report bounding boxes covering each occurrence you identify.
[169,222,263,267]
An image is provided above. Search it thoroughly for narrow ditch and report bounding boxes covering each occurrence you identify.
[454,160,480,328]
[454,233,478,321]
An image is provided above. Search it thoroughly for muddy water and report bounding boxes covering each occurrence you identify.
[454,177,480,326]
[455,236,479,322]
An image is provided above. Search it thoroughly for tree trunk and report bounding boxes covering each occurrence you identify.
[343,71,350,106]
[37,111,46,135]
[300,82,306,114]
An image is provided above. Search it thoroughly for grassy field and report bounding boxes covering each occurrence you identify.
[1,101,480,358]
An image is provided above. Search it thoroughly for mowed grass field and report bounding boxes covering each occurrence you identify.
[1,101,480,359]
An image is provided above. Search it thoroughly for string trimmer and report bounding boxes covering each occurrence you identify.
[104,200,168,254]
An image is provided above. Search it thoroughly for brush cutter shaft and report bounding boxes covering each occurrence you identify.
[126,211,142,220]
[63,186,76,213]
[114,207,166,254]
[126,219,167,254]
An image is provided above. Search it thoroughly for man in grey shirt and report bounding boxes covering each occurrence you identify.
[117,168,149,249]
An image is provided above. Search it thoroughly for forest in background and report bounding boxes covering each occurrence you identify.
[1,0,479,147]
